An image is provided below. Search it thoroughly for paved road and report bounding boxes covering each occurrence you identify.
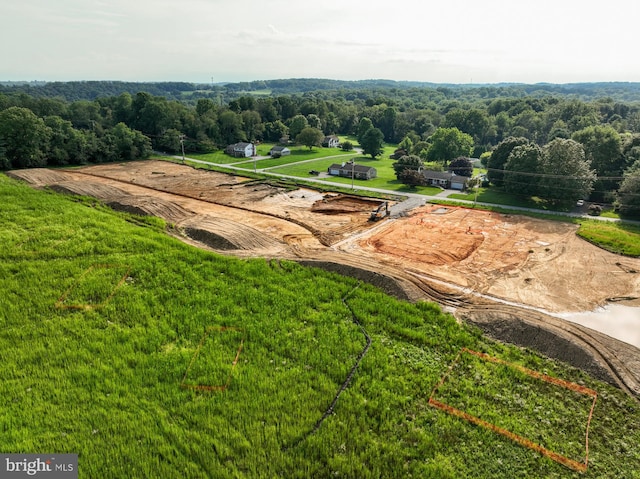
[164,153,640,226]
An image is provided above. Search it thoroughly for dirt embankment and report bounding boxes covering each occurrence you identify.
[7,161,640,398]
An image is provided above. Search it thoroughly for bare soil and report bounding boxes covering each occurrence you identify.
[8,160,640,396]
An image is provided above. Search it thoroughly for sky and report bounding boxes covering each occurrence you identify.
[2,0,640,85]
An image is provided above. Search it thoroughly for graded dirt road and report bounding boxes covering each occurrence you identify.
[8,160,640,397]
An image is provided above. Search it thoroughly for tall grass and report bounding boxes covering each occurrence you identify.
[1,174,639,478]
[576,220,640,257]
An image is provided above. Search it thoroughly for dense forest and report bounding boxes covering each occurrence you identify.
[1,80,640,214]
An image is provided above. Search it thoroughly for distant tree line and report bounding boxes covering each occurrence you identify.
[1,81,640,214]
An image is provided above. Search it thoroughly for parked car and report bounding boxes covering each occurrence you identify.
[576,199,585,207]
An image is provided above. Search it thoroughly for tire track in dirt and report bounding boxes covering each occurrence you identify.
[8,163,640,399]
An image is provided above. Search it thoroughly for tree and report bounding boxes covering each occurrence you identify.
[503,144,543,196]
[263,120,288,142]
[615,160,640,216]
[356,117,374,144]
[572,125,623,201]
[109,122,151,161]
[0,106,50,168]
[393,154,424,178]
[398,169,427,188]
[44,116,89,166]
[448,157,473,177]
[341,141,354,151]
[156,128,184,154]
[288,114,309,140]
[443,108,491,145]
[241,110,263,141]
[219,110,245,145]
[379,106,398,142]
[487,137,530,186]
[196,98,217,118]
[538,138,596,206]
[306,114,322,130]
[68,100,102,130]
[425,127,473,164]
[296,127,324,150]
[398,136,413,154]
[360,127,384,159]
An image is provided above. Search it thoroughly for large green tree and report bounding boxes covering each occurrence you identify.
[241,110,264,141]
[448,157,473,177]
[288,115,309,140]
[356,117,374,145]
[44,116,89,166]
[360,127,384,159]
[296,127,324,150]
[398,169,427,188]
[615,161,640,216]
[0,106,50,169]
[503,144,543,196]
[538,138,596,206]
[108,122,152,161]
[219,110,246,145]
[487,137,530,186]
[425,127,473,164]
[392,154,424,178]
[572,125,623,201]
[263,120,289,142]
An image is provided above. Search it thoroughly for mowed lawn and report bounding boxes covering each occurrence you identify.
[2,173,640,478]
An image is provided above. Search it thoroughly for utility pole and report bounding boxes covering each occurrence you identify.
[473,180,479,207]
[179,134,186,164]
[349,159,355,190]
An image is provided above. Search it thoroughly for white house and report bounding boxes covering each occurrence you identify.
[225,142,255,158]
[270,146,291,157]
[322,135,340,148]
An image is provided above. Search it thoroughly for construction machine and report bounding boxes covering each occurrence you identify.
[369,201,390,221]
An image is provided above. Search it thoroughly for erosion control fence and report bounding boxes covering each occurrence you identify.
[429,348,598,473]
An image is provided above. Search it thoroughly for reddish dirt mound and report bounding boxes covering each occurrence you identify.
[367,215,486,266]
[311,194,384,214]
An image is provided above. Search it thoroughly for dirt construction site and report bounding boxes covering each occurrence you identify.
[7,160,640,398]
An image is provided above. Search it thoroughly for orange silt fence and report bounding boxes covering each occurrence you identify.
[429,348,597,473]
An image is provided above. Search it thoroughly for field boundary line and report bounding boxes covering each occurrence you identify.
[55,263,131,310]
[181,326,245,392]
[429,347,597,472]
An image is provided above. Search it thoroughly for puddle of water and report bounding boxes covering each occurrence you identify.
[559,304,640,349]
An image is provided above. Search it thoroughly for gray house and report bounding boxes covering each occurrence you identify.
[327,162,377,180]
[270,145,291,157]
[422,170,468,190]
[225,142,255,158]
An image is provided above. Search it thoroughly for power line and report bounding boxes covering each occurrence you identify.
[486,167,624,181]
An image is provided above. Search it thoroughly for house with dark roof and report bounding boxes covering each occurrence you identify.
[327,162,377,180]
[422,170,468,190]
[225,142,255,158]
[322,135,340,148]
[270,145,291,157]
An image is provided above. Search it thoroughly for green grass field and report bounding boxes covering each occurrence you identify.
[577,220,640,257]
[3,174,639,478]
